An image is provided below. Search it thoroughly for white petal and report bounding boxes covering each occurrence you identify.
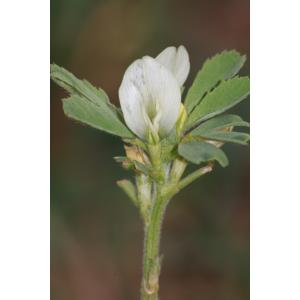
[156,46,177,73]
[156,45,190,86]
[118,59,148,139]
[119,56,181,139]
[174,46,190,86]
[142,57,181,136]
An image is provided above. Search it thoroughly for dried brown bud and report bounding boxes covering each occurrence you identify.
[124,145,149,164]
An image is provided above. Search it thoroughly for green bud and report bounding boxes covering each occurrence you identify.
[147,127,160,145]
[137,174,152,221]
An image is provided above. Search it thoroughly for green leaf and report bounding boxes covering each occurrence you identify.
[51,64,110,107]
[186,76,250,129]
[189,115,250,145]
[196,131,250,145]
[113,156,150,174]
[62,95,133,137]
[184,50,246,114]
[133,160,150,175]
[51,64,133,138]
[190,114,249,135]
[178,141,229,167]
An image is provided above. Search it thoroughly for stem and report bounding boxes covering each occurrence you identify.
[140,144,167,300]
[178,164,213,191]
[141,187,168,300]
[137,144,213,299]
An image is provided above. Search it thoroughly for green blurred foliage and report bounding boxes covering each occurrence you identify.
[51,0,249,299]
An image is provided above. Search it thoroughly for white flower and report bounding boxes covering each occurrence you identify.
[119,46,190,140]
[156,46,190,86]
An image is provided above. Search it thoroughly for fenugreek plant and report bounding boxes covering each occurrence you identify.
[51,46,249,300]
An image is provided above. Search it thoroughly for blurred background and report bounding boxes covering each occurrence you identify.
[51,0,249,299]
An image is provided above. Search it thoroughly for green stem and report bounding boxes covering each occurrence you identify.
[141,187,168,300]
[160,164,214,202]
[178,164,213,191]
[138,144,213,299]
[140,144,167,300]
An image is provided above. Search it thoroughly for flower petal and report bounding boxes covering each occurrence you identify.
[118,59,148,139]
[156,45,190,86]
[142,57,181,136]
[119,56,181,139]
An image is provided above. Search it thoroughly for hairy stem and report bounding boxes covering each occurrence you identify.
[138,144,213,299]
[139,144,167,300]
[141,186,168,300]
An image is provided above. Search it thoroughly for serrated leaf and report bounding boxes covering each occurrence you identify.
[178,141,229,167]
[184,50,246,114]
[63,95,133,137]
[51,64,110,107]
[51,64,133,138]
[191,114,249,135]
[186,77,250,129]
[196,131,250,145]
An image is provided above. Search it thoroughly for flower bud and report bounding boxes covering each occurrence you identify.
[124,145,148,164]
[119,46,190,140]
